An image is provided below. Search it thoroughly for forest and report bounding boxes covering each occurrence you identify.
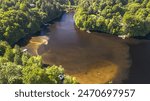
[0,0,72,44]
[74,0,150,37]
[1,0,150,84]
[0,41,78,84]
[0,0,78,84]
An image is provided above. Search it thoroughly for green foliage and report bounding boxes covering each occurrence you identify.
[26,56,42,67]
[64,75,79,84]
[0,0,81,84]
[4,47,14,62]
[0,41,78,84]
[74,0,150,37]
[0,0,67,44]
[46,65,64,84]
[0,61,23,84]
[13,45,22,65]
[21,52,31,66]
[0,41,10,56]
[22,65,45,84]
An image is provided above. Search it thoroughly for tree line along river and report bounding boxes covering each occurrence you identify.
[18,12,150,84]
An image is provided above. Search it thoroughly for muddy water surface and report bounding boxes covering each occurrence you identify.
[20,13,150,84]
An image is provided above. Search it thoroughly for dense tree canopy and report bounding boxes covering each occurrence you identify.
[74,0,150,37]
[2,0,150,84]
[0,0,79,84]
[0,41,78,84]
[0,0,67,44]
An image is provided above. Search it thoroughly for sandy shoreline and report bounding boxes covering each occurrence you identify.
[22,36,49,56]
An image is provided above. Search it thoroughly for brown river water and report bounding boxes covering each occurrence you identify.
[18,13,150,84]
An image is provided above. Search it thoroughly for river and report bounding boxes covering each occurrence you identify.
[18,12,150,84]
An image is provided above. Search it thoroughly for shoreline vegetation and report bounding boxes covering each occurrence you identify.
[74,0,150,37]
[0,0,79,84]
[0,0,150,84]
[0,40,78,84]
[0,0,65,45]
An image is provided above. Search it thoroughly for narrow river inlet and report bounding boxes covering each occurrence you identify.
[19,13,150,84]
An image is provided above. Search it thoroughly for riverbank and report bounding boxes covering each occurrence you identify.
[16,12,66,55]
[74,0,150,38]
[24,13,131,84]
[15,12,64,46]
[18,12,150,84]
[21,36,49,56]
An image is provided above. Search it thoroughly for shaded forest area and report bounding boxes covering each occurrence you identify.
[74,0,150,37]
